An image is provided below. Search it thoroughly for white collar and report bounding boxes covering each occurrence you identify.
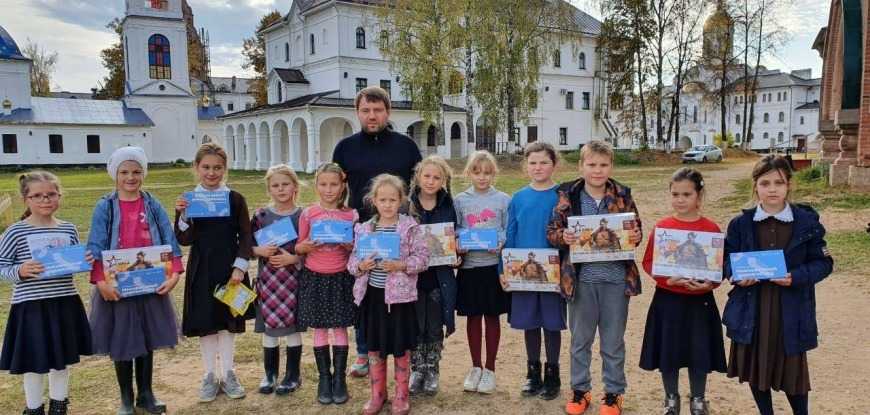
[195,183,229,192]
[753,203,794,222]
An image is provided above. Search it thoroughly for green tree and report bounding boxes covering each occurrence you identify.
[598,0,654,147]
[376,0,465,144]
[95,18,125,99]
[242,10,282,106]
[22,40,58,97]
[471,0,576,143]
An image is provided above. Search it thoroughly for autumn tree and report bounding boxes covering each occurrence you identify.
[22,40,58,97]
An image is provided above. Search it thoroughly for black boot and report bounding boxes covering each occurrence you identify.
[113,360,135,415]
[276,345,302,395]
[259,347,279,394]
[331,345,349,404]
[134,352,166,414]
[313,346,333,404]
[539,362,561,401]
[21,405,44,415]
[47,399,68,415]
[520,360,543,397]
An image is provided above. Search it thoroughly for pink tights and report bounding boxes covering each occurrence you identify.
[313,327,349,347]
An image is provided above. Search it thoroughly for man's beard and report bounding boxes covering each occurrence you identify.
[363,123,387,135]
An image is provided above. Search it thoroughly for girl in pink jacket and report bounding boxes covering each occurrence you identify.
[348,174,429,415]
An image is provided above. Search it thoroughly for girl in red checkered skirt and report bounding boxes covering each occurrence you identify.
[250,165,306,397]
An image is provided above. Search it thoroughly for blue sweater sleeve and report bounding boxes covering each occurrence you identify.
[505,196,518,250]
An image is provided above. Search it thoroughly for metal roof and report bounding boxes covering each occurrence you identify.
[198,105,226,120]
[795,101,820,110]
[0,25,28,61]
[0,97,154,126]
[219,90,464,120]
[274,68,309,84]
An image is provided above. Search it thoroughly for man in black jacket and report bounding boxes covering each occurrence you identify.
[332,86,422,223]
[332,86,422,378]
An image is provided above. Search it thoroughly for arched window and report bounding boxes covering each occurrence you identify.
[356,27,366,49]
[148,34,171,79]
[778,132,784,142]
[736,114,741,124]
[276,81,282,103]
[451,123,461,140]
[309,34,315,54]
[427,126,437,146]
[578,52,586,69]
[284,43,289,62]
[763,113,769,123]
[553,49,561,68]
[763,132,769,139]
[778,112,784,122]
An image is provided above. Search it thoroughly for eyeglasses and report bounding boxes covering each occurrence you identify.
[26,192,61,202]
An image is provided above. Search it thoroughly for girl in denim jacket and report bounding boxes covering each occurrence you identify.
[348,174,429,415]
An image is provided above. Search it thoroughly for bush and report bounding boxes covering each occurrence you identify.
[714,132,735,148]
[796,164,828,183]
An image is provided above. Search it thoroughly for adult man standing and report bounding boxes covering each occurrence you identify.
[332,86,422,377]
[332,86,422,223]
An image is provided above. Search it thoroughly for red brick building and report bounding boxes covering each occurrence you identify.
[814,0,870,189]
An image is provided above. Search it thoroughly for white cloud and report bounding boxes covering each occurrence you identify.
[4,0,115,92]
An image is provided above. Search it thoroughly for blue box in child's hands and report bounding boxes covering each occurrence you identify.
[254,217,298,247]
[356,233,401,260]
[457,228,499,250]
[184,191,230,218]
[729,250,788,281]
[310,220,354,243]
[32,244,92,279]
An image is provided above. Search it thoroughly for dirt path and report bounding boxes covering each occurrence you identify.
[22,160,868,414]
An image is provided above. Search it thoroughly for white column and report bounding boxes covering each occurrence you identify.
[270,129,280,167]
[307,127,320,173]
[289,131,302,171]
[244,133,255,170]
[234,133,243,169]
[255,132,266,170]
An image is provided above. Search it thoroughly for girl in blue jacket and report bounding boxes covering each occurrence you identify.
[723,155,833,415]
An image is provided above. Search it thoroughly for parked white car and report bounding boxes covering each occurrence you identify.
[682,145,723,163]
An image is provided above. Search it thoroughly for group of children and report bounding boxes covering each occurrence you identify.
[0,140,832,415]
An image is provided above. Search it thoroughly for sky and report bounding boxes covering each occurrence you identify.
[1,0,829,93]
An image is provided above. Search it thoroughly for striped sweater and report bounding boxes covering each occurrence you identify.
[0,221,81,304]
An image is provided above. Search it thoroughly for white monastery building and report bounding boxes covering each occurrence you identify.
[1,0,613,170]
[220,0,614,172]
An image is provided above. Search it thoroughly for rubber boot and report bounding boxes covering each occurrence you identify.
[391,352,411,415]
[276,345,302,395]
[134,352,166,414]
[331,345,349,404]
[408,346,426,396]
[362,353,387,415]
[313,346,333,404]
[258,346,279,394]
[113,360,134,415]
[423,342,442,396]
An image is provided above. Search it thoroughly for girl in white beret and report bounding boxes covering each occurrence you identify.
[86,146,185,415]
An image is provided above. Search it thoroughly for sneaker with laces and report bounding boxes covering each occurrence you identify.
[199,372,220,403]
[350,356,369,378]
[476,369,496,394]
[599,393,624,415]
[565,390,592,415]
[462,367,482,392]
[221,370,246,399]
[689,396,709,415]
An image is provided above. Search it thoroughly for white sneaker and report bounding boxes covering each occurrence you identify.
[463,367,483,392]
[476,368,496,394]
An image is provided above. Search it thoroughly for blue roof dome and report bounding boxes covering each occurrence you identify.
[0,25,28,61]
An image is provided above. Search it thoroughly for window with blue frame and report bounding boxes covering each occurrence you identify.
[148,34,171,79]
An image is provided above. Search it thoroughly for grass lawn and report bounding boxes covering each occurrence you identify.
[0,156,866,413]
